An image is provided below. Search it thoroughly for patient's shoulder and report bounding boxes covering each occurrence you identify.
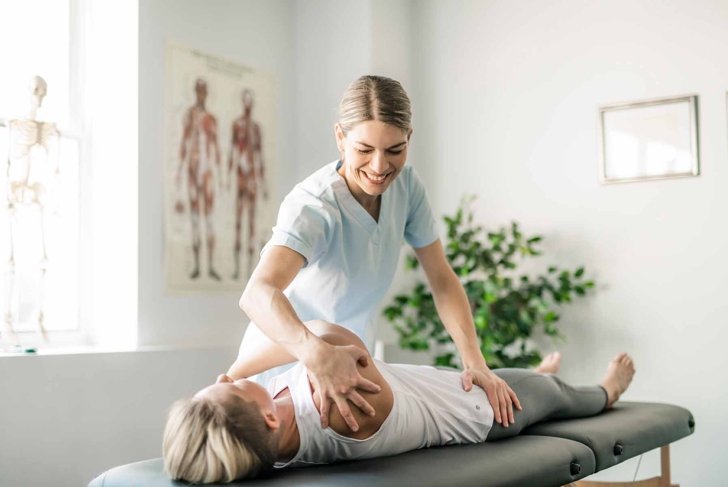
[302,321,395,439]
[313,360,394,440]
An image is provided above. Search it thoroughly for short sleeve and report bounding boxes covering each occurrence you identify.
[404,167,439,248]
[262,186,334,267]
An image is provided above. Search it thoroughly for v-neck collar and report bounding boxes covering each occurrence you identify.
[333,160,386,235]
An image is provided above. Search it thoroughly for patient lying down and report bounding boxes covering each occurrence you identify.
[163,321,635,484]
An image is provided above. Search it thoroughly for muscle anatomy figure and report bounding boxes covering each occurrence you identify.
[3,76,60,342]
[228,89,266,279]
[177,79,222,280]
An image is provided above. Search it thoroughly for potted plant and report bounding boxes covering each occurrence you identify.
[383,196,595,369]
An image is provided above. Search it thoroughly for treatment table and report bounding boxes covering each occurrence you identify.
[88,402,694,487]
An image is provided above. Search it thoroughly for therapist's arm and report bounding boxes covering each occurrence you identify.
[227,320,362,382]
[239,245,381,431]
[414,239,522,427]
[227,326,296,379]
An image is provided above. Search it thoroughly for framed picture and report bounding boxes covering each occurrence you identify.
[598,94,699,184]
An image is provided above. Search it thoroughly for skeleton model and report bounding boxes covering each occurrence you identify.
[3,76,60,343]
[228,89,266,279]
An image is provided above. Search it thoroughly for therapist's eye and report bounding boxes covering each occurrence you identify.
[387,149,403,155]
[356,148,373,154]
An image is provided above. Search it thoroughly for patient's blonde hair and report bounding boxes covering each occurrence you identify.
[163,394,277,484]
[338,75,412,135]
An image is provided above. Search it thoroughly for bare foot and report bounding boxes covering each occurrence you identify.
[600,353,635,408]
[535,352,562,374]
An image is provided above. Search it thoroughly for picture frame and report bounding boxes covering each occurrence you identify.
[598,94,699,184]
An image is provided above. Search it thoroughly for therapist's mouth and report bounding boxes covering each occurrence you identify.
[361,170,391,185]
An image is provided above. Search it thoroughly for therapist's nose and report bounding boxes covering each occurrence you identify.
[369,151,388,174]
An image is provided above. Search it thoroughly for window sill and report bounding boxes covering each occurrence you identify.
[0,343,235,358]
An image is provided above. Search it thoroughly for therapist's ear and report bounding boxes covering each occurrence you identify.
[407,128,413,142]
[334,123,346,153]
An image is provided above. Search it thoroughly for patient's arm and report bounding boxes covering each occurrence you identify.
[227,326,296,379]
[227,320,394,439]
[227,320,368,379]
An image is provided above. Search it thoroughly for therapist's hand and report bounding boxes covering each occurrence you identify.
[462,365,522,427]
[306,343,381,432]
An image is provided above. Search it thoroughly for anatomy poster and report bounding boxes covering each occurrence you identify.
[165,43,276,293]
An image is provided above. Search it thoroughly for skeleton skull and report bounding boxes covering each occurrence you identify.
[28,75,48,117]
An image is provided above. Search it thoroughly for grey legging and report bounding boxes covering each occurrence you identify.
[486,368,608,441]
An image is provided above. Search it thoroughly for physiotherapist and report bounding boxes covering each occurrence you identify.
[228,75,521,433]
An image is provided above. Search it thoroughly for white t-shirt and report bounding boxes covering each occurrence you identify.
[258,160,438,348]
[269,360,495,468]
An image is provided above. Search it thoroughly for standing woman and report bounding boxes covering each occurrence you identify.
[229,75,521,433]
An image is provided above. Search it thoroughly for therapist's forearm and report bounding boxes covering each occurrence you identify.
[430,270,488,369]
[240,279,328,366]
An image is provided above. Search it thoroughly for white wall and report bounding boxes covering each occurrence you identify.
[0,347,235,487]
[292,0,413,180]
[293,0,371,178]
[1,2,295,486]
[409,0,728,484]
[86,0,139,349]
[138,0,296,348]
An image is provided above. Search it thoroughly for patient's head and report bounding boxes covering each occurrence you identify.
[163,375,279,483]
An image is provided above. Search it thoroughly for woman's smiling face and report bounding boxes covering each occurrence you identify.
[336,120,412,201]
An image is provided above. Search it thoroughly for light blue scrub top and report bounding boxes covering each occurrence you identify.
[247,160,437,383]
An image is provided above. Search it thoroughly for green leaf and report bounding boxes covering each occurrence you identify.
[406,254,419,269]
[544,311,558,323]
[575,267,585,278]
[475,314,488,330]
[435,353,456,368]
[383,306,402,321]
[402,335,430,351]
[455,208,463,224]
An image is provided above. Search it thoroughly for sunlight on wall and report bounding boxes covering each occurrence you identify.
[86,0,139,349]
[0,1,70,124]
[1,0,139,348]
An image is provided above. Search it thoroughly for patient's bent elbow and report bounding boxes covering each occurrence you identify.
[239,292,254,316]
[239,282,256,314]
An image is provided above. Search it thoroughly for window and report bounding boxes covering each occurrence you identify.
[1,0,138,349]
[1,0,81,343]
